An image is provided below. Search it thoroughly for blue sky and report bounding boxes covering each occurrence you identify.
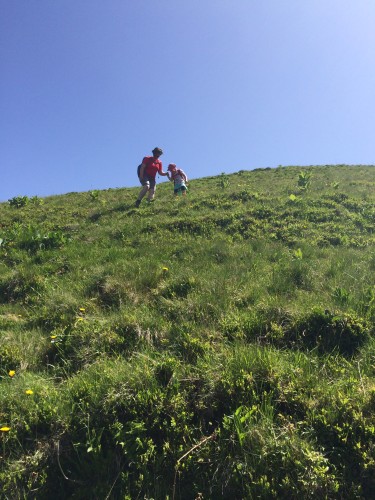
[1,0,375,201]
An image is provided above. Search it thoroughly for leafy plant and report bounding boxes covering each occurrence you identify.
[297,170,312,190]
[218,172,230,189]
[332,286,350,305]
[8,195,29,208]
[89,190,100,201]
[16,226,69,252]
[30,196,44,206]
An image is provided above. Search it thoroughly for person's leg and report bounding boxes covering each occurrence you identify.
[136,179,150,206]
[147,178,156,201]
[138,185,149,199]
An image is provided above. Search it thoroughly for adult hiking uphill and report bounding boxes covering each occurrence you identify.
[135,147,169,207]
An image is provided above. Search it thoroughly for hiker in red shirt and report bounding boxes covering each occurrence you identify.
[135,147,168,207]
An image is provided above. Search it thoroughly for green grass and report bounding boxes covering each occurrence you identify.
[1,165,375,498]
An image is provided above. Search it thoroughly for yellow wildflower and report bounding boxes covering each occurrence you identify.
[8,370,16,378]
[25,389,34,395]
[50,335,57,339]
[0,427,10,432]
[79,308,86,312]
[162,267,169,272]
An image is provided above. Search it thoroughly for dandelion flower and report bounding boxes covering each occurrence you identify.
[50,335,57,339]
[25,389,34,395]
[8,370,16,377]
[0,427,10,432]
[162,267,169,272]
[79,308,86,312]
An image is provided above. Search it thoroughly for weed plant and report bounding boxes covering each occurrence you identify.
[1,165,375,498]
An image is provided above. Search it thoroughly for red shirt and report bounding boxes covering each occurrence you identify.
[142,156,163,178]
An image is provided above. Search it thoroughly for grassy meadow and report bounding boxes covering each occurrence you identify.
[1,164,375,498]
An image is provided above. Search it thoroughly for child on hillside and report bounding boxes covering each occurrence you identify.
[167,164,188,196]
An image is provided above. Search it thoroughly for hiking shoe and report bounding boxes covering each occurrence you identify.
[135,199,141,208]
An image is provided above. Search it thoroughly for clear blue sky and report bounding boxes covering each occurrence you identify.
[1,0,375,201]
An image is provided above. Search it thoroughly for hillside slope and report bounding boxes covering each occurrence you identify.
[1,165,375,498]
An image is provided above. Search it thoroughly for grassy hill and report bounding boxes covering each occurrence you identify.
[1,165,375,498]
